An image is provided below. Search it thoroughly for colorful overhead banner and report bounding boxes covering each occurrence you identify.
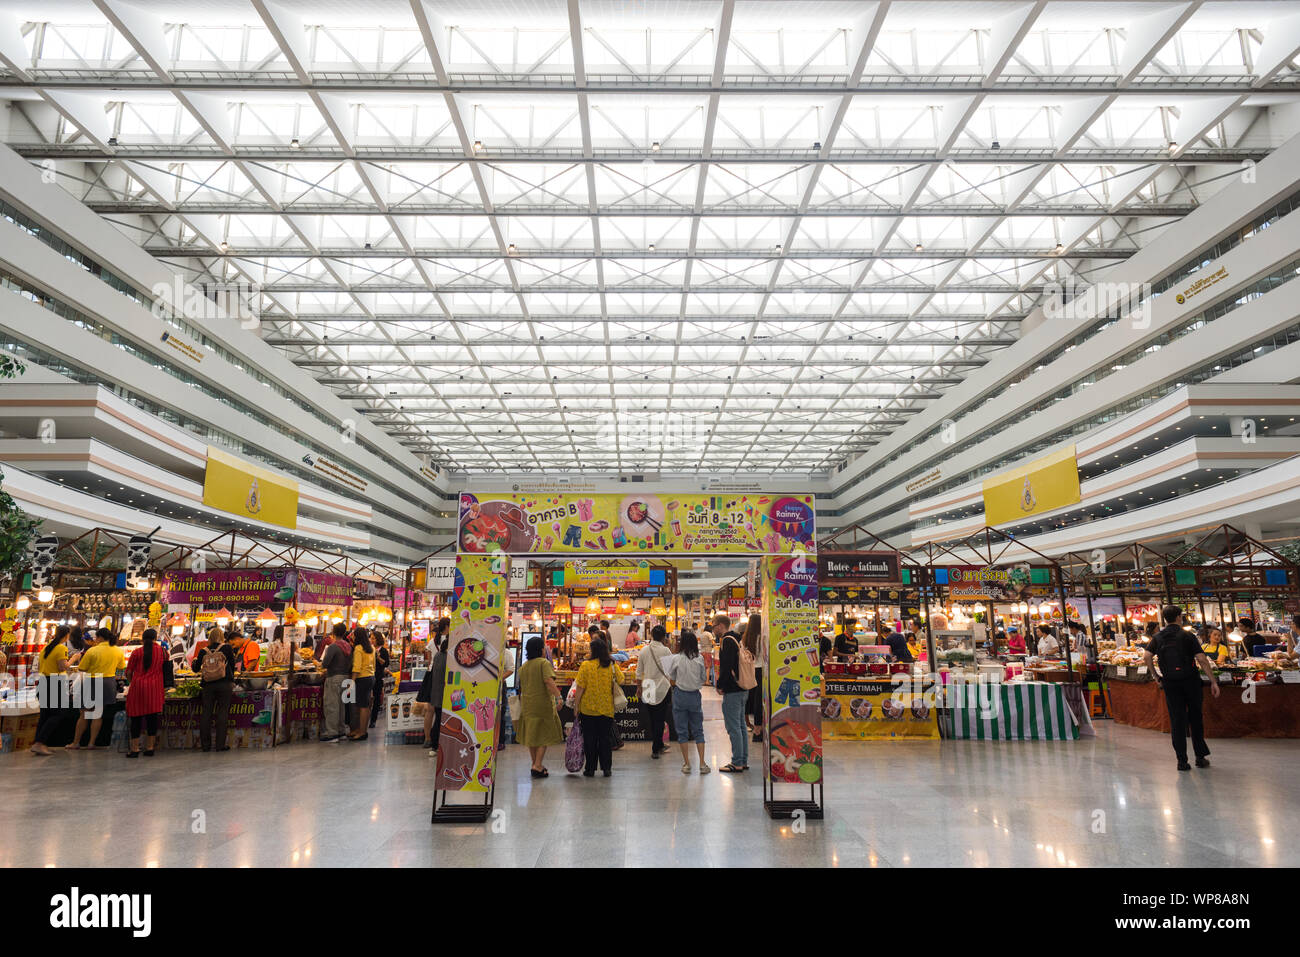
[982,445,1080,527]
[457,492,816,555]
[160,569,295,606]
[203,445,299,530]
[435,554,509,794]
[763,554,822,786]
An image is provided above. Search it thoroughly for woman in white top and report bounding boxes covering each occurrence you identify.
[1035,624,1061,657]
[633,624,677,758]
[666,630,709,775]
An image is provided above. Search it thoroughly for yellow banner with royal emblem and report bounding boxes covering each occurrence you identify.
[202,445,299,530]
[982,445,1080,527]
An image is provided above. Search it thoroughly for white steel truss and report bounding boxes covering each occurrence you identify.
[2,0,1300,475]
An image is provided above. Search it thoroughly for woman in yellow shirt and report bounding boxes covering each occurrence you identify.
[69,628,125,750]
[348,627,376,741]
[30,625,71,756]
[569,638,624,777]
[1200,626,1232,666]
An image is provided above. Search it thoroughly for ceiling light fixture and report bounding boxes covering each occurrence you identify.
[219,241,229,252]
[473,139,483,152]
[651,141,660,152]
[290,137,301,149]
[914,243,923,253]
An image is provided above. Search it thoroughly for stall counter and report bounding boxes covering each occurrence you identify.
[944,680,1092,741]
[1108,676,1300,738]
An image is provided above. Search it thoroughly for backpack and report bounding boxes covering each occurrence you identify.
[200,647,229,682]
[1155,627,1196,680]
[737,642,757,691]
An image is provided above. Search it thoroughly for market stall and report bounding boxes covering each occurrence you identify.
[1107,669,1300,737]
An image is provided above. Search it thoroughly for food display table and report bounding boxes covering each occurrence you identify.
[1108,676,1300,738]
[944,680,1090,741]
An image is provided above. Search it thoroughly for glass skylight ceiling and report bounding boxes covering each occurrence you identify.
[3,0,1299,475]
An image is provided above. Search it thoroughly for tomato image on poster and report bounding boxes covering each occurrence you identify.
[763,554,822,785]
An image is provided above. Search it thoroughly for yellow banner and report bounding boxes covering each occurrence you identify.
[821,678,939,741]
[435,554,509,793]
[563,561,651,589]
[763,555,823,785]
[458,492,816,555]
[982,446,1080,527]
[202,446,299,529]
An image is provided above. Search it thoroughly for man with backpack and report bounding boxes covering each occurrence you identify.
[1144,605,1221,771]
[194,627,236,752]
[320,622,353,742]
[713,614,755,773]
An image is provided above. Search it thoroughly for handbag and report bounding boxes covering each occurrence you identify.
[507,693,522,722]
[563,716,585,772]
[612,673,628,713]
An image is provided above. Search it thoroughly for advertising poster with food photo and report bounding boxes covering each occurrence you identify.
[763,554,823,786]
[457,492,816,555]
[821,678,939,740]
[434,554,509,793]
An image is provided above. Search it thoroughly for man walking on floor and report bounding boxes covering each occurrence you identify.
[1143,605,1220,771]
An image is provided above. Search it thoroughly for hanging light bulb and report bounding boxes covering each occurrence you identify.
[648,595,666,615]
[585,595,602,616]
[616,595,633,614]
[37,586,54,603]
[15,595,31,611]
[553,595,571,615]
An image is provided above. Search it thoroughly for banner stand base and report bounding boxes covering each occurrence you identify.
[431,785,495,824]
[762,782,824,820]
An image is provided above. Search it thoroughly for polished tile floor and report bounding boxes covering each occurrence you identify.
[3,702,1297,868]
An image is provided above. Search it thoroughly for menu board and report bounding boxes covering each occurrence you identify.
[821,677,939,740]
[457,492,816,555]
[763,554,823,785]
[434,554,509,793]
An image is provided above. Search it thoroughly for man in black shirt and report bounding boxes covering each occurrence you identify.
[1143,605,1221,770]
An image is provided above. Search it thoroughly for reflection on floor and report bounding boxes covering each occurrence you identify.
[2,704,1296,868]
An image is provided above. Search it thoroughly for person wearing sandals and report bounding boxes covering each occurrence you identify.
[666,630,709,775]
[419,619,451,752]
[30,625,72,756]
[714,614,749,773]
[517,636,564,778]
[124,629,166,758]
[68,628,124,750]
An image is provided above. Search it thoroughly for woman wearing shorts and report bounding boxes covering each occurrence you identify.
[666,630,709,775]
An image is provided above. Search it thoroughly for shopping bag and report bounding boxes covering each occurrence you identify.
[563,717,585,773]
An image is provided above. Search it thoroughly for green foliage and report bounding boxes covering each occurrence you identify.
[0,353,38,583]
[1274,541,1300,566]
[0,472,40,583]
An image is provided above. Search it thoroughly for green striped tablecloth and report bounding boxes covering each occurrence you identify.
[945,681,1081,741]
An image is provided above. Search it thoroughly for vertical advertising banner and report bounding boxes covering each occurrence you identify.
[763,554,823,786]
[435,554,510,793]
